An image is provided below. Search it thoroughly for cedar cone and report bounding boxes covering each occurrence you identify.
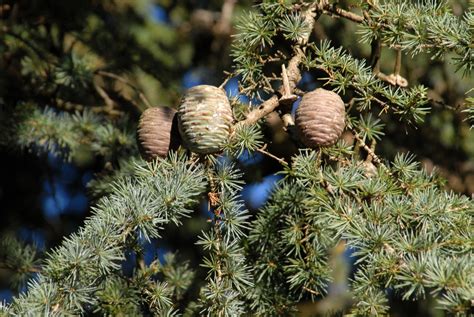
[137,107,180,161]
[295,88,345,147]
[177,85,233,154]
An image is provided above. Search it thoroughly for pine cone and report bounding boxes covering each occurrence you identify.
[177,85,233,154]
[137,107,180,161]
[295,88,345,147]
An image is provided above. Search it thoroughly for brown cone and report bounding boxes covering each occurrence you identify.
[137,107,180,161]
[295,88,345,147]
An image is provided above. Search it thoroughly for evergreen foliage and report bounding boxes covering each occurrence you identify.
[0,104,136,162]
[0,0,473,316]
[249,150,473,315]
[357,0,473,74]
[2,154,206,315]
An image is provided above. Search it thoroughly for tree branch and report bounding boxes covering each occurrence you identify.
[93,82,123,117]
[95,71,153,110]
[323,5,364,23]
[303,286,320,296]
[256,144,288,166]
[214,0,236,36]
[352,130,392,176]
[233,5,318,129]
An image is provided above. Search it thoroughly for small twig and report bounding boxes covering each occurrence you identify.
[385,49,408,87]
[375,72,394,84]
[375,71,408,88]
[52,304,60,313]
[369,139,377,156]
[208,192,220,207]
[236,95,280,128]
[281,64,291,96]
[293,87,306,96]
[256,144,288,166]
[211,0,236,53]
[93,82,123,116]
[352,131,392,175]
[218,73,233,89]
[323,5,364,23]
[96,70,153,110]
[279,64,298,106]
[94,83,114,108]
[303,286,320,296]
[281,113,295,129]
[214,0,236,36]
[352,131,383,166]
[362,10,371,21]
